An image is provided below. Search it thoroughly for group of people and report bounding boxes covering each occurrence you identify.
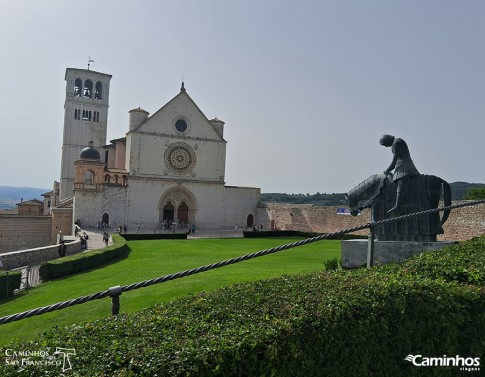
[96,221,109,231]
[161,219,178,232]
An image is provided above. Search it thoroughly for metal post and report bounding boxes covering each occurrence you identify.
[367,223,376,268]
[109,286,122,315]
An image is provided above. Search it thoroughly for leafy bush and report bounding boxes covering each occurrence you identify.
[0,271,21,299]
[39,235,129,281]
[323,257,340,271]
[381,236,485,286]
[464,186,485,200]
[1,236,484,376]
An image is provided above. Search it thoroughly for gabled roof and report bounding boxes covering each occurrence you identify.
[127,84,224,140]
[17,199,43,206]
[57,196,74,208]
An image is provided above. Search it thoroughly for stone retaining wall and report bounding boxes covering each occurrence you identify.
[257,201,485,241]
[0,215,52,253]
[0,239,82,270]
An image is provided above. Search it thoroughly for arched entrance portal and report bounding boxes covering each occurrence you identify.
[102,213,109,226]
[163,202,175,222]
[178,202,189,224]
[159,187,197,227]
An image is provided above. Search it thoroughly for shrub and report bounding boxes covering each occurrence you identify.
[323,257,340,271]
[464,186,485,200]
[381,235,485,286]
[39,235,129,281]
[0,271,21,299]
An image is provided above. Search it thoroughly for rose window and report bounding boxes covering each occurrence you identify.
[164,143,196,174]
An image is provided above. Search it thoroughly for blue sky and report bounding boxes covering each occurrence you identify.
[1,0,484,193]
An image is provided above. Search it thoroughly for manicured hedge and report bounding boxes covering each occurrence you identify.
[39,235,129,281]
[1,236,484,376]
[122,233,188,241]
[244,230,366,240]
[0,271,21,299]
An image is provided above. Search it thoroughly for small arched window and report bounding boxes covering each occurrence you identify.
[104,174,110,183]
[74,78,82,97]
[95,81,102,99]
[84,170,94,184]
[83,79,93,98]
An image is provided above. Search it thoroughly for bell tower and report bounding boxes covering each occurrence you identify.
[59,68,112,200]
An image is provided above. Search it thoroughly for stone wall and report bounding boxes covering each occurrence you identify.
[257,203,370,236]
[257,201,485,241]
[0,215,52,253]
[438,201,485,241]
[0,238,82,270]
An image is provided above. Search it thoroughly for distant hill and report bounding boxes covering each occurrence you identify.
[0,186,50,209]
[261,182,484,206]
[448,182,484,201]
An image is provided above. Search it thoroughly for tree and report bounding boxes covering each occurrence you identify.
[464,186,485,200]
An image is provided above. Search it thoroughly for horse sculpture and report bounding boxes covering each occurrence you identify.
[347,173,451,242]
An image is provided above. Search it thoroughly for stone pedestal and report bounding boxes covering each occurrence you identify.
[341,239,456,269]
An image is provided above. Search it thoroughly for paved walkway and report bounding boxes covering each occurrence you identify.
[80,230,113,250]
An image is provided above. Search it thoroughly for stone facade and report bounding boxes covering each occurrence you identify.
[65,74,261,232]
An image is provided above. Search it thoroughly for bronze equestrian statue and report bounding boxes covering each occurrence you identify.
[347,135,451,242]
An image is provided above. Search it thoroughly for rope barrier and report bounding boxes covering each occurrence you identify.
[1,199,484,326]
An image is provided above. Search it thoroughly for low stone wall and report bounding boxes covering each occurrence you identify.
[257,203,370,236]
[0,239,82,270]
[257,201,485,241]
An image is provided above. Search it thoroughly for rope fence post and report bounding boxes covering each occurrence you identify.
[367,221,376,268]
[109,286,122,316]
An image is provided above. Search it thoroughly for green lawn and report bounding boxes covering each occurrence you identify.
[0,237,340,346]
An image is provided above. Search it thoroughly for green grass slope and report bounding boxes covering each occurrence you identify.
[1,236,484,376]
[0,238,340,346]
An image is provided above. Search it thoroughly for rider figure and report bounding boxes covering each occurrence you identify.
[379,134,420,213]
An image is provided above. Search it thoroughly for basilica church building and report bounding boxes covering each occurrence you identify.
[58,68,260,233]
